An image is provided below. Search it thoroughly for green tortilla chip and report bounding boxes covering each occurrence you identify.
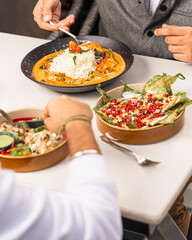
[93,105,100,112]
[143,73,185,95]
[120,80,141,96]
[168,96,192,113]
[143,73,168,95]
[158,111,177,125]
[163,73,185,95]
[95,110,115,126]
[175,92,187,98]
[162,95,182,112]
[96,84,112,105]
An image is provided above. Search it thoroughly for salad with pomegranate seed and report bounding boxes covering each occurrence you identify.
[94,73,192,129]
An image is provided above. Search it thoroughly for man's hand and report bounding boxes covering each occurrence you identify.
[155,24,192,64]
[43,95,93,133]
[43,95,99,156]
[33,0,75,32]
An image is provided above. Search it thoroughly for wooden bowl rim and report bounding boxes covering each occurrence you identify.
[0,107,67,160]
[95,83,184,132]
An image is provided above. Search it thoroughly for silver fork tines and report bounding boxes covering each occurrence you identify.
[98,135,160,166]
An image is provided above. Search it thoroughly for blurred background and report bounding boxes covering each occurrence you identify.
[0,0,99,39]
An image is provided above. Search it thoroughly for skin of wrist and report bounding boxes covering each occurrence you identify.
[64,120,100,157]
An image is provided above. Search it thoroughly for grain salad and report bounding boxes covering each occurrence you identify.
[0,121,64,156]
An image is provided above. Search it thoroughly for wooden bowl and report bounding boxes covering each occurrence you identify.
[0,108,68,172]
[95,83,184,144]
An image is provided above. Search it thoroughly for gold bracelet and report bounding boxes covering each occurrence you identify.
[58,115,92,134]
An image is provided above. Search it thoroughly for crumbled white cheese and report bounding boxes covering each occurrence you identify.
[150,115,167,126]
[146,90,156,94]
[122,92,141,99]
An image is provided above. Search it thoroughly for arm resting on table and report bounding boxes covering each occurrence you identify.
[0,154,122,240]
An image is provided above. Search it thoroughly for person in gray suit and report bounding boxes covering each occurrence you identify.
[33,0,192,63]
[33,0,192,238]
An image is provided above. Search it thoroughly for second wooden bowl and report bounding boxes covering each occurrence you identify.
[95,83,184,144]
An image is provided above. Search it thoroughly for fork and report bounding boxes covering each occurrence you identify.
[98,135,160,166]
[39,15,79,43]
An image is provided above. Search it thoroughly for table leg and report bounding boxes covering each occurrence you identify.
[149,214,186,240]
[123,214,186,240]
[123,229,147,240]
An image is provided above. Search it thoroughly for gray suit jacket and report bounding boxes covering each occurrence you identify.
[96,0,192,59]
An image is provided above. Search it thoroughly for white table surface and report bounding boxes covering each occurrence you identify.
[1,32,192,225]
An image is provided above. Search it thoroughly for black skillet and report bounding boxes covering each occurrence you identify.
[21,35,134,93]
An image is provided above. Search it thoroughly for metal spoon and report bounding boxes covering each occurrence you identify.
[0,109,44,129]
[0,109,16,126]
[39,15,79,43]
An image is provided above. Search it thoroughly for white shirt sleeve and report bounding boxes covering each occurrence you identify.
[0,154,122,240]
[150,0,161,13]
